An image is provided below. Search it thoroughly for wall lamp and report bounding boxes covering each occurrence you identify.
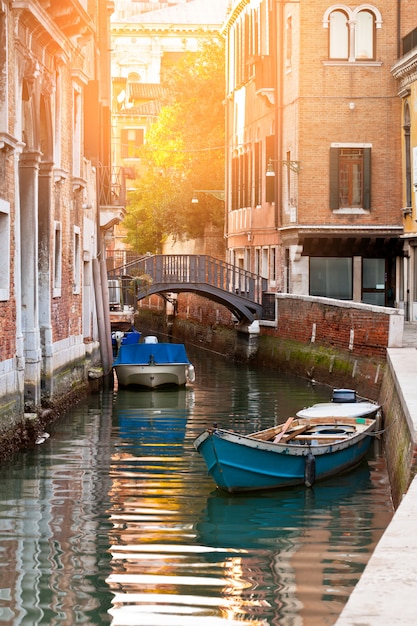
[191,189,225,204]
[267,157,301,175]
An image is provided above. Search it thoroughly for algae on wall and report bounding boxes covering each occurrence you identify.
[379,363,417,508]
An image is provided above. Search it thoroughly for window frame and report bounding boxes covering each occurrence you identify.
[73,226,81,295]
[121,128,144,159]
[310,256,353,300]
[53,220,62,298]
[0,199,10,301]
[323,5,382,63]
[329,144,371,211]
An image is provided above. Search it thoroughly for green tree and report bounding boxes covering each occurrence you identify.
[124,36,225,253]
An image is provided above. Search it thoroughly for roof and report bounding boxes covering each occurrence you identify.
[129,83,166,99]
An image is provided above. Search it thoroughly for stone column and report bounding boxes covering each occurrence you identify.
[38,161,54,396]
[19,150,42,407]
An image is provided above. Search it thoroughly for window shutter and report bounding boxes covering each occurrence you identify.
[363,148,371,210]
[329,147,339,209]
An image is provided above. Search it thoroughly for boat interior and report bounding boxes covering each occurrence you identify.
[250,416,373,445]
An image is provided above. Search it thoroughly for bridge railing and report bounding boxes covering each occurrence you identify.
[108,254,267,305]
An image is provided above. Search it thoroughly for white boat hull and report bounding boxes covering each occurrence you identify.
[114,363,194,389]
[296,400,379,420]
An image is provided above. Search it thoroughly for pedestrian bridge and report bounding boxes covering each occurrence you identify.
[108,254,271,323]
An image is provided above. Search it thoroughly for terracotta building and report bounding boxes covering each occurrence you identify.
[0,2,124,433]
[224,1,414,310]
[392,18,417,321]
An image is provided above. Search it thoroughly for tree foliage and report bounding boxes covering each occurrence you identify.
[123,36,225,254]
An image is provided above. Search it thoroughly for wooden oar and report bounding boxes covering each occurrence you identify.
[273,417,295,443]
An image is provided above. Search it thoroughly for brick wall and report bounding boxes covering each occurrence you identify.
[272,295,399,358]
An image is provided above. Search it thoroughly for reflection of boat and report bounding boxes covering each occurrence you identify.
[113,336,196,389]
[196,463,372,550]
[113,389,191,450]
[194,390,379,493]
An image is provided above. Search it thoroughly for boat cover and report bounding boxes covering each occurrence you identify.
[114,343,190,365]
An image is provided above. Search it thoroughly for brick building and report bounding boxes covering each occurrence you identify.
[392,17,417,321]
[224,1,414,309]
[0,2,124,432]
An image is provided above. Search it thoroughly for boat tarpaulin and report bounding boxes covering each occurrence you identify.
[114,343,190,365]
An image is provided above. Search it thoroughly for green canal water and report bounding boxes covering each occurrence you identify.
[0,348,393,625]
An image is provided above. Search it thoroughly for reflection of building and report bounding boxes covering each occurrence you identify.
[109,0,230,261]
[392,24,417,321]
[0,2,123,431]
[224,2,413,308]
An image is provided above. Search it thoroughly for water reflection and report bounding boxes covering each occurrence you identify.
[0,350,393,626]
[106,363,392,626]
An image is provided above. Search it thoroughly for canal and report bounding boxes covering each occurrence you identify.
[0,346,393,625]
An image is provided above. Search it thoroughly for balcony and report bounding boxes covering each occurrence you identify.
[99,165,127,230]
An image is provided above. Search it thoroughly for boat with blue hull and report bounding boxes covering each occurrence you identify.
[113,336,195,389]
[193,390,379,493]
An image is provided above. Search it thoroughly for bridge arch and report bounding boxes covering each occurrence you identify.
[108,254,267,324]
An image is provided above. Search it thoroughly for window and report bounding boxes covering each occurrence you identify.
[286,16,292,67]
[73,226,80,294]
[121,128,144,159]
[362,258,385,306]
[329,146,371,210]
[254,141,261,206]
[329,10,348,59]
[310,257,352,299]
[72,84,82,177]
[324,6,382,62]
[53,221,62,296]
[355,11,374,59]
[270,246,277,283]
[0,199,10,301]
[404,102,412,210]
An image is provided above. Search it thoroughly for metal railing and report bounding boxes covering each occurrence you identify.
[108,254,267,307]
[98,165,126,208]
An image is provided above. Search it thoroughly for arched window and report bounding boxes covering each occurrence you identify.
[127,72,140,83]
[355,10,374,59]
[329,10,348,59]
[324,5,382,62]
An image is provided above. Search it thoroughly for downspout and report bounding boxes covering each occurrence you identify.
[397,0,401,58]
[275,0,284,229]
[224,30,229,253]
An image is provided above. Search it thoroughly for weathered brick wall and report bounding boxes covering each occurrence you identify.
[272,296,393,358]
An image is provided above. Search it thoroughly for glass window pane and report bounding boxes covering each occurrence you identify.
[363,259,384,289]
[310,257,352,299]
[362,292,385,306]
[329,11,348,59]
[355,11,374,60]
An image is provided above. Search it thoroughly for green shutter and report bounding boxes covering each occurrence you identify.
[329,147,339,210]
[363,148,371,210]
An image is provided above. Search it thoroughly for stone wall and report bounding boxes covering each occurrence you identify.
[136,292,404,402]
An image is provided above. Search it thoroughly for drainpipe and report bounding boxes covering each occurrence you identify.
[275,0,284,230]
[397,0,401,58]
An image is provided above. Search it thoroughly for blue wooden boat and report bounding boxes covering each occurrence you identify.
[113,336,195,389]
[193,391,379,493]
